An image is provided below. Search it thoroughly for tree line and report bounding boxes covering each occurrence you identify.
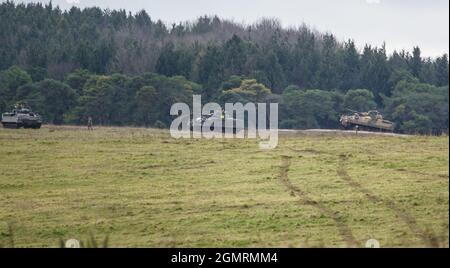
[0,2,448,134]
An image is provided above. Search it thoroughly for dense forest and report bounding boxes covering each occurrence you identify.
[0,1,448,134]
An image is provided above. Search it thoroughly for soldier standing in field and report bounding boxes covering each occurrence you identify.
[87,116,93,131]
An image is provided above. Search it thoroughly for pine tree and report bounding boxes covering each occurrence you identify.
[410,46,422,79]
[435,54,449,87]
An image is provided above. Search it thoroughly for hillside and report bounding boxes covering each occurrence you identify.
[0,126,448,247]
[0,1,449,134]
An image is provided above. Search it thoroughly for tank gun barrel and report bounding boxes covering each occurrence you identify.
[345,108,363,115]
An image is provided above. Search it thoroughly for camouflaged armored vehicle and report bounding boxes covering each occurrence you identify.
[340,109,395,132]
[1,104,42,129]
[191,111,244,133]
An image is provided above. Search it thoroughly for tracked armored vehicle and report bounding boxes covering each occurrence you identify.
[191,112,244,133]
[1,104,42,129]
[340,110,395,132]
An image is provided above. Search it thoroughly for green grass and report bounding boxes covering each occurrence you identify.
[0,126,448,247]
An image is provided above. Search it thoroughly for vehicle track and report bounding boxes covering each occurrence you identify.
[394,168,449,180]
[278,155,360,247]
[279,129,412,137]
[337,154,440,247]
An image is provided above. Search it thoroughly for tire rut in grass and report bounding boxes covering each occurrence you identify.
[337,154,439,247]
[278,155,360,247]
[394,168,449,180]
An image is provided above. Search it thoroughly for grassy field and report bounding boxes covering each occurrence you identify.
[0,126,448,248]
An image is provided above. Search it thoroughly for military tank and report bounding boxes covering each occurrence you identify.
[340,109,395,132]
[1,103,42,129]
[191,111,244,133]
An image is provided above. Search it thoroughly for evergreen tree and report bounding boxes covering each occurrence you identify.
[340,40,361,91]
[315,34,342,90]
[410,46,422,79]
[435,54,449,87]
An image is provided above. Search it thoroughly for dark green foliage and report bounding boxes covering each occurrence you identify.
[62,72,199,126]
[340,40,361,91]
[156,43,194,78]
[410,47,422,78]
[223,35,247,78]
[1,2,446,92]
[281,89,343,129]
[220,75,244,91]
[18,79,77,124]
[314,34,342,90]
[64,69,94,94]
[0,2,448,134]
[0,66,201,127]
[0,65,33,110]
[134,86,158,126]
[218,79,272,104]
[384,81,449,134]
[196,45,225,98]
[343,89,377,112]
[359,45,391,104]
[435,55,449,86]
